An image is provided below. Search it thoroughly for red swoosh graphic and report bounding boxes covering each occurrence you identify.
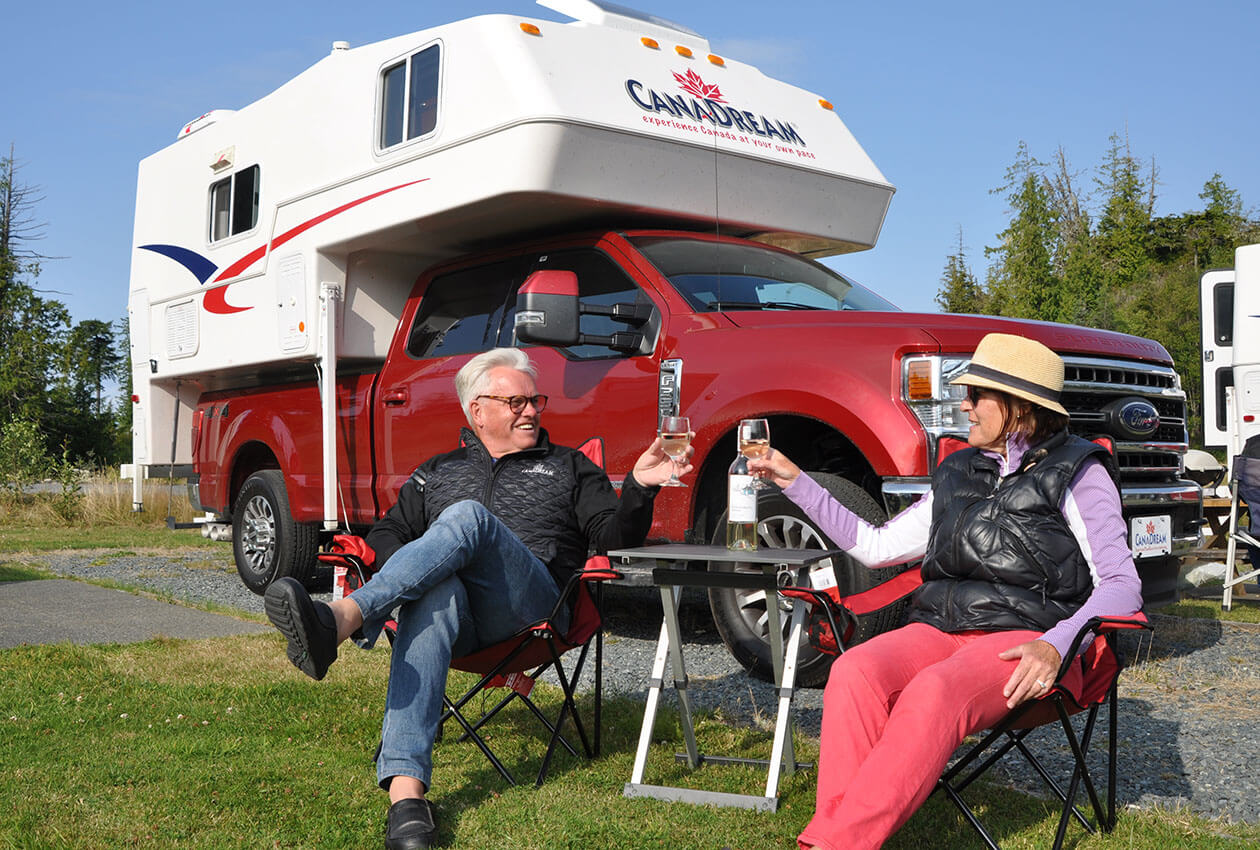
[204,179,430,314]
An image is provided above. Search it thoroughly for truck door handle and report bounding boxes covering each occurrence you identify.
[382,388,409,407]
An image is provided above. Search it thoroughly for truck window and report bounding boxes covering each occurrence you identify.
[406,257,530,359]
[380,44,440,149]
[501,248,652,359]
[208,165,260,242]
[629,235,897,312]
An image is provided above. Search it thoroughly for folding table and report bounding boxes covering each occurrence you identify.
[607,543,839,812]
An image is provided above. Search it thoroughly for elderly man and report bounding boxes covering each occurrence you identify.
[264,347,688,850]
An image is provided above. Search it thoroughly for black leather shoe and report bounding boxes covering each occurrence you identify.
[263,577,338,680]
[385,798,438,850]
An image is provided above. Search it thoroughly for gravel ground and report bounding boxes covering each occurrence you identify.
[25,548,1260,825]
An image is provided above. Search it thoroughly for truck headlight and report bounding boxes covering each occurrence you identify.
[903,355,971,466]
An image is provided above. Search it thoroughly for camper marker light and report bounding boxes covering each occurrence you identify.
[819,99,835,111]
[675,45,693,58]
[519,22,541,36]
[905,359,933,400]
[641,37,659,49]
[707,54,725,66]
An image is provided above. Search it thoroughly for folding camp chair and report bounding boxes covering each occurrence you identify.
[781,564,1151,850]
[316,436,620,787]
[935,612,1151,850]
[1223,455,1260,611]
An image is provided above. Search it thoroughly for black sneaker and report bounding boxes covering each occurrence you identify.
[263,577,338,680]
[385,798,438,850]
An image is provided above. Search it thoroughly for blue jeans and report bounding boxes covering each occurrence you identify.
[347,500,566,791]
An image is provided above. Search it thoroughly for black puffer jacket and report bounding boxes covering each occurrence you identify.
[366,427,657,586]
[909,432,1112,634]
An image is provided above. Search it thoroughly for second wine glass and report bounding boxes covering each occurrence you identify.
[659,415,691,487]
[738,418,771,489]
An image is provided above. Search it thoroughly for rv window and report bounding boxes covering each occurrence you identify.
[1214,282,1234,346]
[209,165,260,242]
[380,44,440,149]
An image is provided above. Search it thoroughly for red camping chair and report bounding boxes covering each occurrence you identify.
[781,570,1152,850]
[316,437,621,788]
[936,612,1151,850]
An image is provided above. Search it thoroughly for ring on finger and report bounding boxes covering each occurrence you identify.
[1035,679,1048,689]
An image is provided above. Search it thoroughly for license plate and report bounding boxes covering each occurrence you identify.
[1130,515,1171,559]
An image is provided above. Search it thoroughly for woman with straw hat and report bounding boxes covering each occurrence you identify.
[748,332,1143,850]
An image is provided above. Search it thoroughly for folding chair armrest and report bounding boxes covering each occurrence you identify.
[316,551,370,572]
[779,586,853,651]
[545,558,623,624]
[1052,611,1152,683]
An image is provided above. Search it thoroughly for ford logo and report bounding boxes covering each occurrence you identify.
[1116,399,1160,438]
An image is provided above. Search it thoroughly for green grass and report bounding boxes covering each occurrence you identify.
[0,524,224,553]
[1160,596,1260,625]
[1,630,1256,849]
[3,524,1258,848]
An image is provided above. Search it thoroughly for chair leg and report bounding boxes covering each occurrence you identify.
[441,694,519,786]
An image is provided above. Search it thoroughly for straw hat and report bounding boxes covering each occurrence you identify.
[950,333,1067,415]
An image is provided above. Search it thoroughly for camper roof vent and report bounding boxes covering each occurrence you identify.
[331,40,350,53]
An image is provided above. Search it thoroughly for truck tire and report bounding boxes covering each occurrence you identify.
[707,472,913,687]
[232,470,320,594]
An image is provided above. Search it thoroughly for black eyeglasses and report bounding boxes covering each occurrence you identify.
[476,394,548,414]
[965,386,989,404]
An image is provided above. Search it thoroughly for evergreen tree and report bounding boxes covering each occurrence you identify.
[1094,131,1153,332]
[984,142,1058,321]
[936,228,984,313]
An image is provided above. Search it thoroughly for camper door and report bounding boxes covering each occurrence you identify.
[1202,268,1234,449]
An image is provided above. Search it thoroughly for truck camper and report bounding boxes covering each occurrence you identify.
[128,0,1199,683]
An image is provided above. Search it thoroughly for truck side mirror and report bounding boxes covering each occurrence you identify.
[515,270,581,346]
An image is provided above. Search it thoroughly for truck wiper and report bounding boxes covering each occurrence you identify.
[705,300,819,311]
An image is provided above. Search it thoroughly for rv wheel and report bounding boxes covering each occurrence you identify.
[232,470,319,594]
[707,472,912,687]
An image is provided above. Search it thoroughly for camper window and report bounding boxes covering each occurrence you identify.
[209,165,260,242]
[380,44,440,149]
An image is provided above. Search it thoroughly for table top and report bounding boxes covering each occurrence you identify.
[606,543,841,567]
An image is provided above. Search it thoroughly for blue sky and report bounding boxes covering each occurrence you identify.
[2,0,1256,327]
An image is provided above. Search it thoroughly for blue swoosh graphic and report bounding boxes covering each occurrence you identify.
[138,244,218,284]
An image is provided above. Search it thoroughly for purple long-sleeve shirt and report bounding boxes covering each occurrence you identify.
[782,433,1143,660]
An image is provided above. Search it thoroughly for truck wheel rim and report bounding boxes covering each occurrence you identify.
[729,512,834,644]
[240,495,276,573]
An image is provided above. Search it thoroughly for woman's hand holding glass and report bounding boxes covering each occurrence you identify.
[738,419,772,489]
[746,446,802,490]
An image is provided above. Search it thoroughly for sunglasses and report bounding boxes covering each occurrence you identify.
[476,394,548,414]
[965,386,992,405]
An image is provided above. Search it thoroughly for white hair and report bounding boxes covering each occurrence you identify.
[455,348,537,426]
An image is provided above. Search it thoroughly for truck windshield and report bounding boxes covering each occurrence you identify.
[629,236,898,312]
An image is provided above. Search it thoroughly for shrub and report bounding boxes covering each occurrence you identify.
[0,418,50,501]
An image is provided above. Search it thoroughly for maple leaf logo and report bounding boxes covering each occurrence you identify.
[673,69,725,103]
[1145,521,1156,535]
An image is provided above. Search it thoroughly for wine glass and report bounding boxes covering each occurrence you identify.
[738,418,771,489]
[659,415,691,487]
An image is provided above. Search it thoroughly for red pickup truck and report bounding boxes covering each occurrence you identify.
[192,228,1200,684]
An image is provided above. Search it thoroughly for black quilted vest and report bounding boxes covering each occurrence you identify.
[909,432,1110,633]
[421,428,589,578]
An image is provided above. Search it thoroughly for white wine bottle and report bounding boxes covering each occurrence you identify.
[726,453,757,551]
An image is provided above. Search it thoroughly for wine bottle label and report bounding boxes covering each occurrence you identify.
[728,474,757,522]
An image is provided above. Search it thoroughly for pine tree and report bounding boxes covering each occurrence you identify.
[936,228,984,313]
[984,142,1058,321]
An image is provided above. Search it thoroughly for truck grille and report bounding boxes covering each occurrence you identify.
[1061,356,1187,479]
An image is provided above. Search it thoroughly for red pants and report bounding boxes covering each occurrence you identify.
[797,623,1082,850]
